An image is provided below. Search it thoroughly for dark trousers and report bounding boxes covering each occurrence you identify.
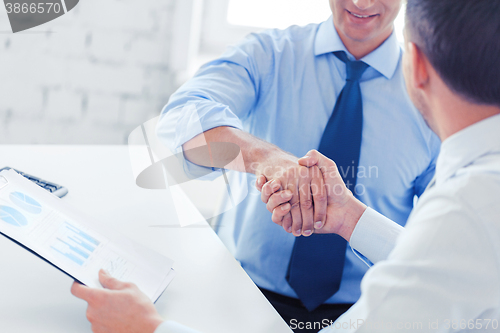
[260,288,353,333]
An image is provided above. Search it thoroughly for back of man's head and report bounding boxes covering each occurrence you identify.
[406,0,500,107]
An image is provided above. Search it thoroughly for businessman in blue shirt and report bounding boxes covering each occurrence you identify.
[155,0,440,331]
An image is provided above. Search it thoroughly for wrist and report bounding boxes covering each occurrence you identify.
[337,194,367,242]
[248,146,297,176]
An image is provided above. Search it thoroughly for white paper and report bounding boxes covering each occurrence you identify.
[0,169,174,302]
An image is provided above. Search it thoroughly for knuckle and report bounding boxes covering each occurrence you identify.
[124,282,135,290]
[86,309,95,322]
[290,201,301,210]
[315,210,326,220]
[314,192,327,204]
[266,203,275,213]
[300,199,313,210]
[272,215,283,225]
[309,149,319,156]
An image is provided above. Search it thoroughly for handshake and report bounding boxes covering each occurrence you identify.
[254,150,367,242]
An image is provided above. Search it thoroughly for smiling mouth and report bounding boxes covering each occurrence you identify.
[346,9,378,19]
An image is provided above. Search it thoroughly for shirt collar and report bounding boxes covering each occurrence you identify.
[314,16,401,79]
[435,113,500,185]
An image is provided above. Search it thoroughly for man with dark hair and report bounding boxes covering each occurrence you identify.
[261,0,500,331]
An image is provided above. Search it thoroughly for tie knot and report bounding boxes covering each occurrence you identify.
[334,51,369,82]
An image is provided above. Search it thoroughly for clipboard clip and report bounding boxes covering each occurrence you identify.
[0,175,9,190]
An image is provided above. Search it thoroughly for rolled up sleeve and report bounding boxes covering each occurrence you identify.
[156,32,274,154]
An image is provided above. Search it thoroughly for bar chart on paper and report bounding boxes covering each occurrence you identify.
[50,222,102,266]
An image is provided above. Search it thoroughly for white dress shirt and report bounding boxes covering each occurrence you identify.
[321,113,500,332]
[155,114,500,333]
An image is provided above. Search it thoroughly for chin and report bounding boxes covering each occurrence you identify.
[344,29,377,43]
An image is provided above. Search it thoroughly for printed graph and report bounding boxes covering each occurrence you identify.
[0,205,28,227]
[10,191,42,214]
[50,222,101,266]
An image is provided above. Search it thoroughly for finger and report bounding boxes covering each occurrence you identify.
[271,203,291,226]
[255,175,267,191]
[282,212,293,233]
[298,167,314,237]
[287,178,303,237]
[71,281,93,301]
[261,179,282,204]
[266,190,293,213]
[310,166,327,229]
[98,269,129,290]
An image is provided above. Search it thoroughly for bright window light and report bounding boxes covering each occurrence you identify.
[227,0,406,43]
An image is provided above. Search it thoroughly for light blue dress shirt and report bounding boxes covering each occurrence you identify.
[157,18,440,305]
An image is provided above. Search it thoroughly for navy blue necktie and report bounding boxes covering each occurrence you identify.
[286,51,368,311]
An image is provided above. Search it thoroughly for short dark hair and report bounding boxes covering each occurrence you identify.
[406,0,500,107]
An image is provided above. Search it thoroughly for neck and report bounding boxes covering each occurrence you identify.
[334,23,393,60]
[433,96,500,141]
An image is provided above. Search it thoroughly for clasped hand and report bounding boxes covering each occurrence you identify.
[256,150,366,241]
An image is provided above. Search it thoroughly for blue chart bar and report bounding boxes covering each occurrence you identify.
[57,238,89,259]
[68,235,95,252]
[51,246,84,266]
[51,222,101,266]
[65,222,100,246]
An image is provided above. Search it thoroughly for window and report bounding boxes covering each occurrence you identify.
[191,0,406,78]
[227,0,406,42]
[227,0,331,30]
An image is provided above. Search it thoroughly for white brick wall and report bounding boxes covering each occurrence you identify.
[0,0,178,144]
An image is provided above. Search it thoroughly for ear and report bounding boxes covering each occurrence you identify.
[406,42,430,90]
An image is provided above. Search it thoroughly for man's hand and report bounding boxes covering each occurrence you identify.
[259,150,367,241]
[71,270,164,333]
[253,151,327,237]
[182,126,328,237]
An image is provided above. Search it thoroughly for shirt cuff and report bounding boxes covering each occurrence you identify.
[349,207,403,264]
[155,321,202,333]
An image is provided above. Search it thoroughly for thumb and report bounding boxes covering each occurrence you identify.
[299,150,340,181]
[298,150,322,167]
[98,269,127,290]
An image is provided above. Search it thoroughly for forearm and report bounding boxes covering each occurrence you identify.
[182,126,297,175]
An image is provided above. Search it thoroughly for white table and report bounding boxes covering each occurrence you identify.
[0,145,292,333]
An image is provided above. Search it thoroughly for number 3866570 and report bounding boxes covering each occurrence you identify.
[5,2,62,14]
